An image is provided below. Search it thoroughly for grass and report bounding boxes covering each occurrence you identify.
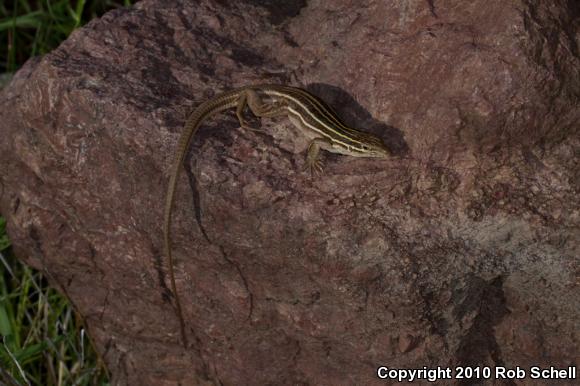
[1,0,133,73]
[0,217,109,385]
[1,1,134,384]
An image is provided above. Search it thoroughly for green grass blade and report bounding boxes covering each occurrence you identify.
[0,302,13,337]
[15,336,65,364]
[0,217,10,251]
[0,11,43,31]
[73,0,87,29]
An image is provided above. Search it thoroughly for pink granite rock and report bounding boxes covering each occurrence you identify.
[0,0,578,384]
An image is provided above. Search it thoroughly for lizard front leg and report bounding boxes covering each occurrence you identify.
[304,138,333,175]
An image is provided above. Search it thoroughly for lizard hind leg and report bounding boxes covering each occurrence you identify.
[245,89,287,118]
[235,91,252,130]
[235,90,265,132]
[237,89,287,132]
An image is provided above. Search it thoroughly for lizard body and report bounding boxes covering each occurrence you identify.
[164,84,390,347]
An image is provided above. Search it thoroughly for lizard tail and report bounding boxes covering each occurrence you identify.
[163,90,242,348]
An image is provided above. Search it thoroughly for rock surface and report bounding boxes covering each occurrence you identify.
[0,0,578,385]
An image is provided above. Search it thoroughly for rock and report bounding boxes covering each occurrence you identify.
[0,0,578,385]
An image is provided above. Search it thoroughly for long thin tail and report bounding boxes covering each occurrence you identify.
[163,91,241,348]
[163,109,205,348]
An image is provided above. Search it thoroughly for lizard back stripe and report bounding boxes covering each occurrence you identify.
[263,88,371,149]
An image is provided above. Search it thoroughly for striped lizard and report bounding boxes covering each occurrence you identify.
[164,84,390,347]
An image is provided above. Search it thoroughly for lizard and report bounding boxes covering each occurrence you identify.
[163,84,391,347]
